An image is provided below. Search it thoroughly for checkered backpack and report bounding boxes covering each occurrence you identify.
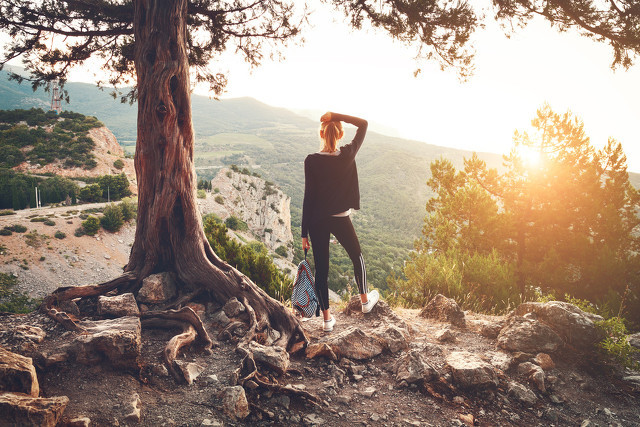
[291,250,319,318]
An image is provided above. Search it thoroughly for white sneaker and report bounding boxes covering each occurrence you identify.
[362,290,380,313]
[323,316,336,332]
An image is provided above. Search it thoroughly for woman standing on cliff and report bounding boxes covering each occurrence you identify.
[301,112,379,332]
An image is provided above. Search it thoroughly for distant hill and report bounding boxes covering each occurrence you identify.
[3,66,638,290]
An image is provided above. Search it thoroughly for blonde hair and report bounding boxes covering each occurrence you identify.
[319,121,344,152]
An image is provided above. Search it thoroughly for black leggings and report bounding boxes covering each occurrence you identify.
[308,216,368,311]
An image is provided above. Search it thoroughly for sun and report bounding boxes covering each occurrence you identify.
[516,144,542,167]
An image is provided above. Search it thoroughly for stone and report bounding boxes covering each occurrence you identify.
[175,361,205,385]
[507,382,537,405]
[0,392,69,427]
[124,392,141,423]
[248,342,289,374]
[371,324,410,353]
[628,333,640,349]
[137,272,176,303]
[446,351,498,388]
[97,293,140,317]
[420,294,466,327]
[322,327,385,360]
[65,417,91,427]
[497,316,564,353]
[486,351,512,372]
[69,316,142,370]
[59,300,80,316]
[305,343,337,361]
[517,362,546,393]
[222,297,245,318]
[467,318,505,339]
[395,349,438,385]
[459,413,474,426]
[303,413,325,425]
[514,301,604,351]
[13,325,46,343]
[210,310,231,327]
[201,418,223,426]
[534,353,555,370]
[435,328,457,343]
[360,387,376,397]
[221,386,249,420]
[0,347,39,397]
[42,351,68,367]
[622,375,640,386]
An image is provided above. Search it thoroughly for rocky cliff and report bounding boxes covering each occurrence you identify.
[197,167,294,259]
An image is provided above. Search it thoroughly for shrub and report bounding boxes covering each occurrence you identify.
[24,231,47,248]
[119,197,137,222]
[100,203,124,232]
[30,217,47,222]
[197,189,206,199]
[275,245,288,257]
[215,195,224,204]
[74,227,86,237]
[0,210,15,216]
[596,316,640,370]
[54,231,66,239]
[113,159,125,169]
[0,272,40,313]
[82,215,100,235]
[225,215,248,231]
[43,219,55,226]
[0,229,11,236]
[8,224,27,233]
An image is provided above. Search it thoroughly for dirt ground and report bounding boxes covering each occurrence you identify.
[1,300,639,427]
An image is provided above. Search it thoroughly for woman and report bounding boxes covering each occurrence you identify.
[301,111,379,332]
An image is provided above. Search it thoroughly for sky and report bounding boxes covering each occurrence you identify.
[205,3,640,172]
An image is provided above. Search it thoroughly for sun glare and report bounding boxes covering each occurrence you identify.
[516,145,542,167]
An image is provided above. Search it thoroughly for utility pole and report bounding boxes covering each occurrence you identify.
[50,79,62,114]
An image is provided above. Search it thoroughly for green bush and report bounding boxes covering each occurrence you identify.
[596,317,640,370]
[43,219,55,226]
[74,227,86,237]
[113,159,125,169]
[0,272,40,313]
[30,217,46,222]
[24,230,47,248]
[275,245,288,258]
[0,229,11,236]
[0,210,15,216]
[215,195,224,204]
[197,189,206,199]
[119,197,137,222]
[79,183,103,203]
[100,203,124,232]
[54,231,66,239]
[225,215,248,231]
[82,215,100,235]
[7,224,27,233]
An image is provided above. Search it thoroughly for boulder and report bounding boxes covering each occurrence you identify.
[466,318,505,339]
[446,351,498,388]
[435,327,457,343]
[323,327,386,360]
[395,349,438,385]
[305,343,337,361]
[507,382,537,405]
[371,324,410,353]
[419,294,466,328]
[0,347,39,397]
[137,272,176,303]
[124,392,141,423]
[0,393,69,427]
[221,386,249,420]
[517,362,546,393]
[248,342,289,374]
[514,301,603,351]
[628,333,640,349]
[13,325,46,344]
[175,362,206,385]
[497,316,564,353]
[69,316,142,370]
[97,293,140,317]
[534,353,555,371]
[223,297,245,318]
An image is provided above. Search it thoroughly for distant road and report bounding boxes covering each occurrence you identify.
[0,202,113,221]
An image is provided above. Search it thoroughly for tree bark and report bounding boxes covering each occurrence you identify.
[129,0,305,350]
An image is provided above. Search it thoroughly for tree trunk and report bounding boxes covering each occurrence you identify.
[128,0,305,349]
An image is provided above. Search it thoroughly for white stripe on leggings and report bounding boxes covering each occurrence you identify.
[359,253,367,294]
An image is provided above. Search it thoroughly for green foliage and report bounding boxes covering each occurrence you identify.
[43,219,55,226]
[100,203,124,232]
[0,209,15,216]
[79,183,102,202]
[275,245,288,257]
[0,228,11,236]
[54,230,66,239]
[0,170,78,210]
[98,173,131,201]
[225,215,248,231]
[119,197,137,222]
[0,272,39,313]
[24,230,47,248]
[5,224,26,233]
[215,195,224,204]
[74,227,86,237]
[197,189,206,199]
[596,317,640,371]
[30,217,46,222]
[82,215,100,235]
[113,159,125,169]
[204,217,292,302]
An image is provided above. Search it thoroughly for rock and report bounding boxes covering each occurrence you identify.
[13,325,46,343]
[371,324,410,353]
[420,294,466,328]
[69,316,142,370]
[628,333,640,349]
[360,387,376,397]
[248,342,289,374]
[497,316,564,353]
[580,420,593,427]
[64,417,91,426]
[623,375,640,386]
[395,349,438,385]
[42,351,68,367]
[507,382,537,405]
[58,300,80,316]
[175,361,205,385]
[517,362,546,393]
[0,347,39,397]
[485,351,512,372]
[435,328,457,343]
[97,293,140,317]
[0,392,69,427]
[322,327,385,360]
[305,343,337,361]
[124,392,141,423]
[514,301,604,351]
[467,318,505,339]
[210,310,231,327]
[221,386,249,420]
[303,413,325,425]
[459,413,474,426]
[201,418,223,426]
[137,272,177,303]
[446,351,498,388]
[534,353,555,370]
[223,297,245,318]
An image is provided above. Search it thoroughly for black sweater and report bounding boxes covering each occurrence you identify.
[301,114,368,238]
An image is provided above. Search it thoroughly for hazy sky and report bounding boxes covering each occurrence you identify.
[207,3,640,172]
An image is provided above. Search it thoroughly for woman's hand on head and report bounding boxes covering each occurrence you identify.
[302,237,311,251]
[320,112,332,123]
